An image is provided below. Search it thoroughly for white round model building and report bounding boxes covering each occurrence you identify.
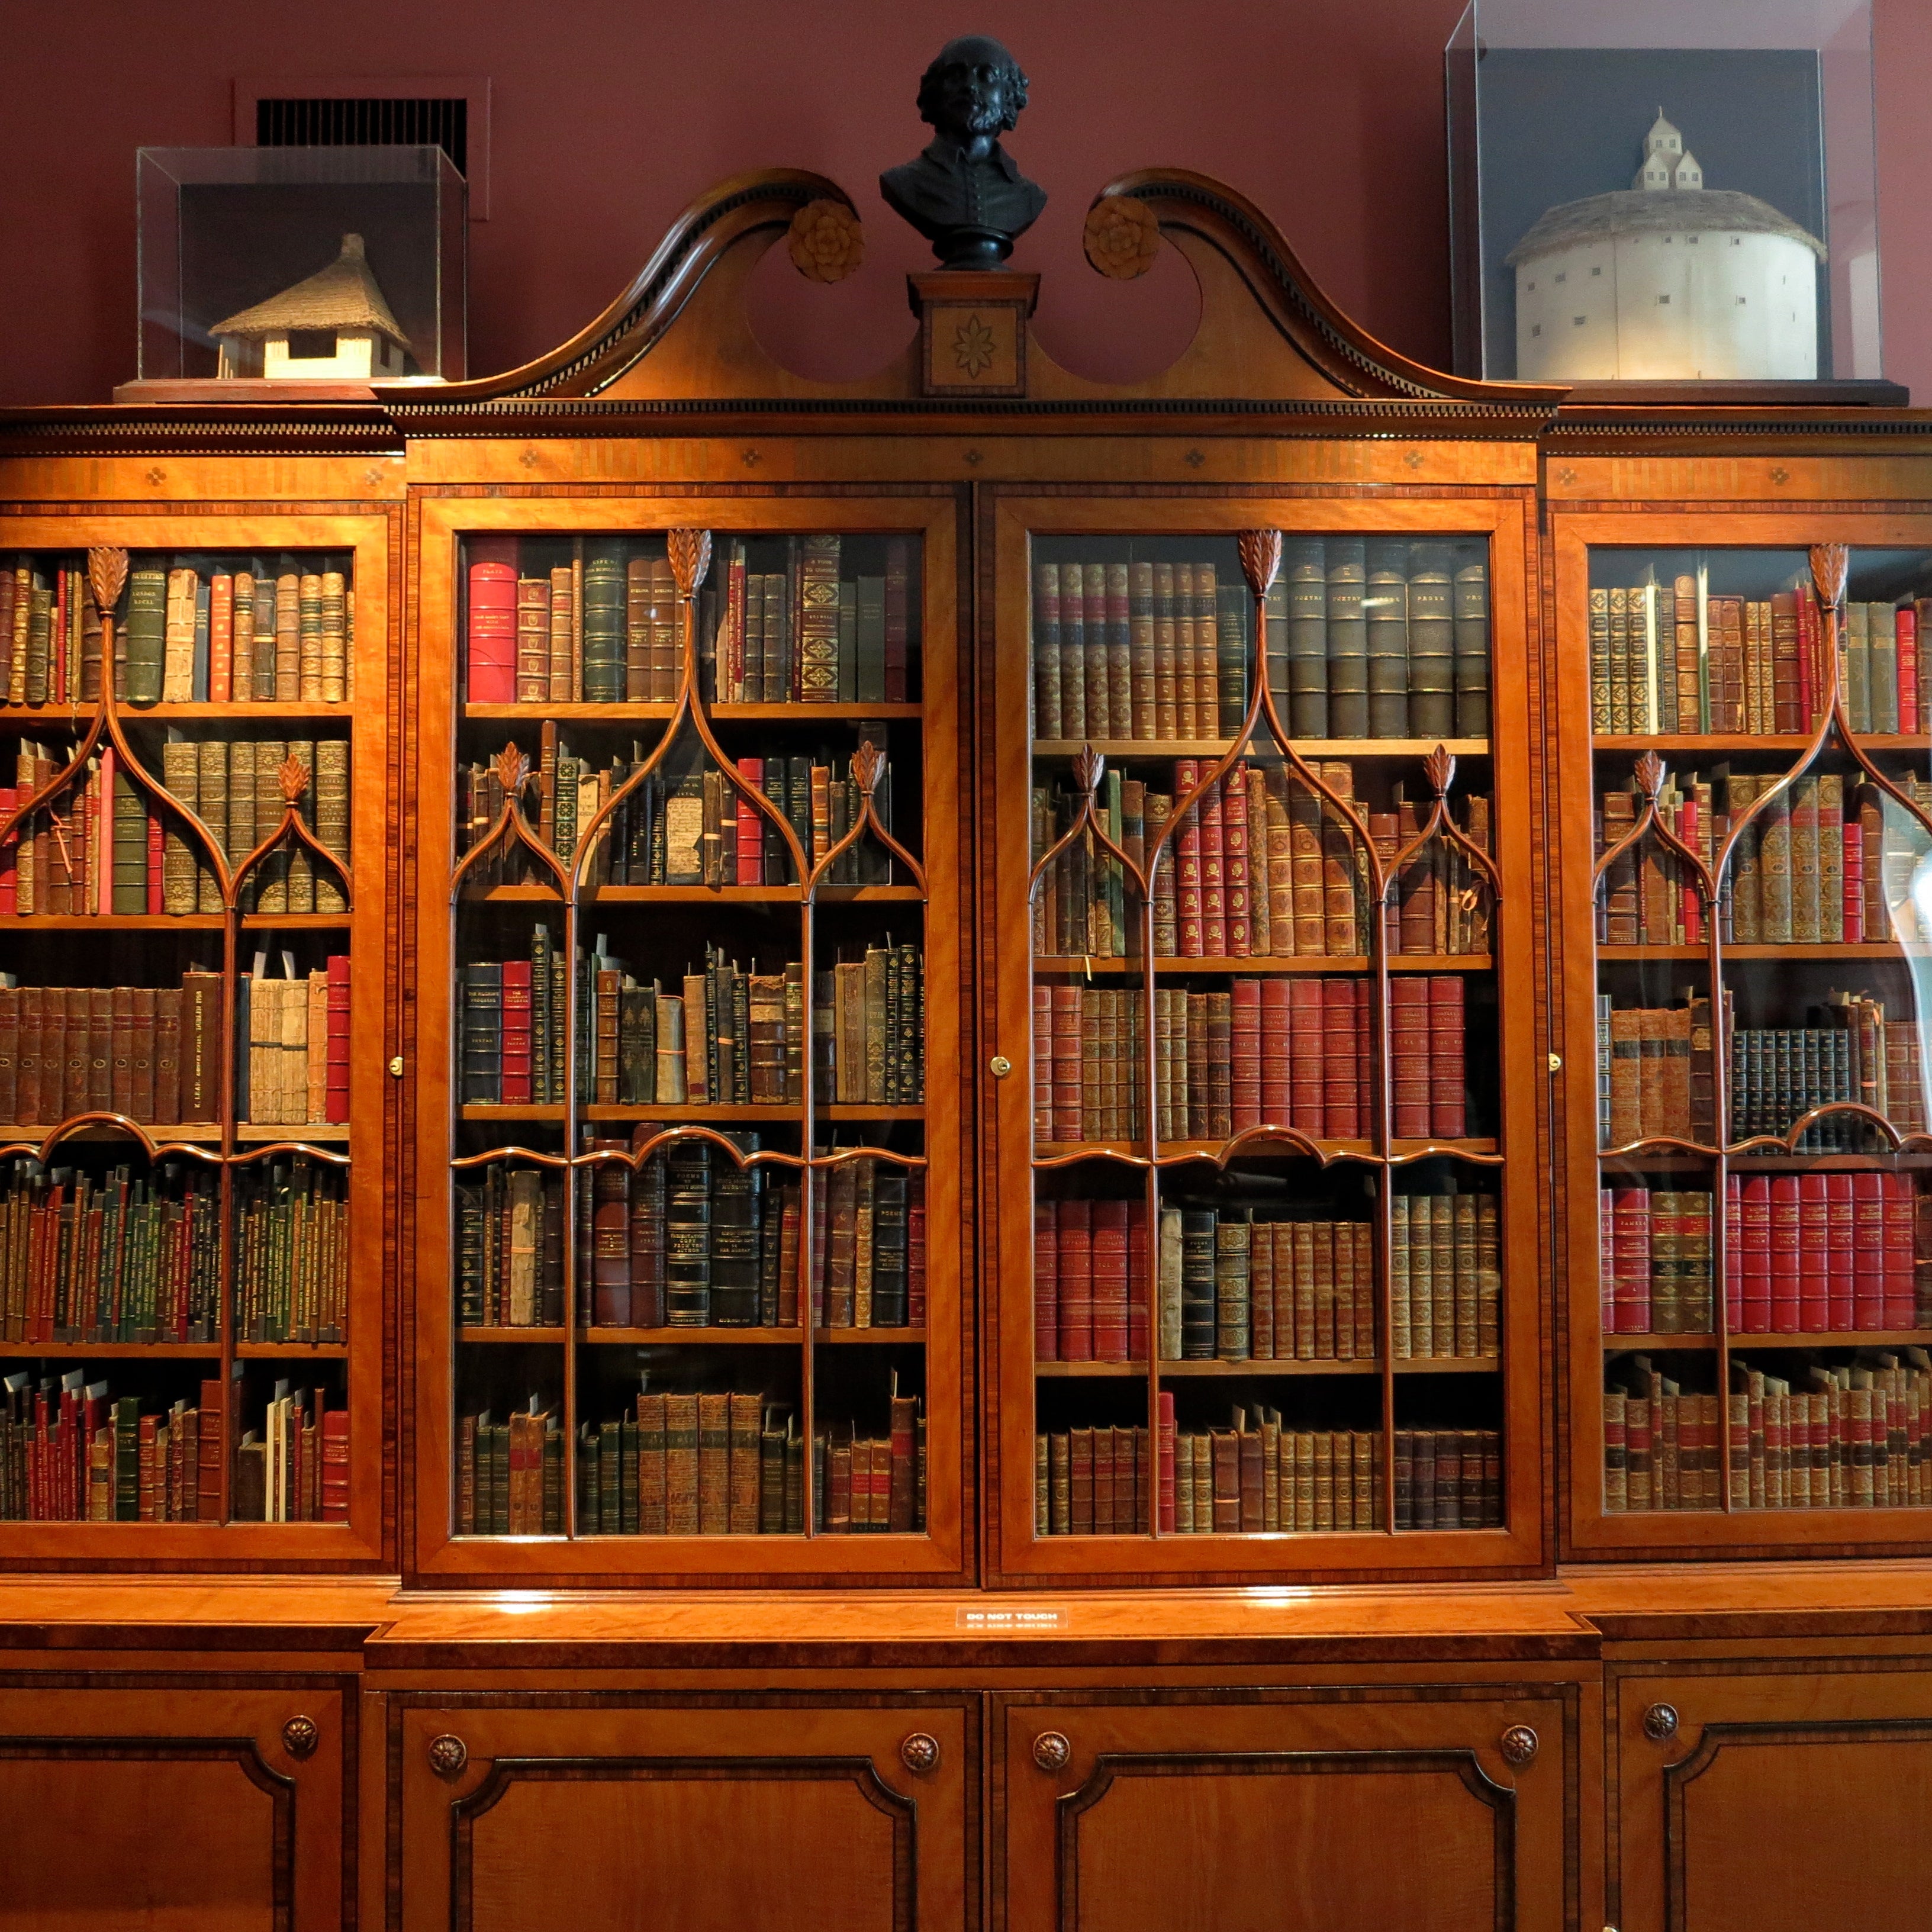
[1508,111,1825,381]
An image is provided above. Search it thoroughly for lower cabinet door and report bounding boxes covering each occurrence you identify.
[997,1687,1573,1932]
[389,1693,975,1932]
[0,1678,349,1931]
[1611,1660,1932,1932]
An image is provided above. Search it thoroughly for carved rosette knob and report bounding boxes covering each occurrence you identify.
[1499,1724,1538,1766]
[1031,1730,1071,1773]
[1238,529,1283,600]
[788,198,865,284]
[87,546,129,620]
[280,1715,320,1759]
[899,1731,941,1775]
[1642,1702,1679,1743]
[427,1734,469,1778]
[666,529,713,600]
[1083,195,1161,281]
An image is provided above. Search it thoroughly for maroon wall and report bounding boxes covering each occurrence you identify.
[2,0,1926,404]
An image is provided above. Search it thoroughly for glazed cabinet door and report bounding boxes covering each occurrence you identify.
[0,1676,349,1930]
[388,1693,975,1932]
[997,1686,1572,1931]
[1611,1659,1932,1932]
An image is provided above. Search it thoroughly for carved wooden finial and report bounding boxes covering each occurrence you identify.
[1810,542,1849,613]
[1238,530,1283,598]
[1072,745,1105,797]
[87,546,128,619]
[1632,749,1666,801]
[666,529,713,599]
[491,742,533,797]
[278,754,311,804]
[1423,744,1456,798]
[849,739,887,798]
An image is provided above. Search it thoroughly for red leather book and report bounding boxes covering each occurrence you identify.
[1804,584,1832,726]
[1155,1389,1176,1533]
[1736,1175,1767,1332]
[1763,1176,1797,1333]
[1127,1198,1149,1364]
[499,959,533,1106]
[1228,978,1262,1131]
[325,955,350,1124]
[1789,1175,1825,1334]
[1091,1199,1129,1363]
[735,758,764,886]
[1057,1198,1093,1361]
[145,810,163,915]
[1259,979,1291,1122]
[906,1173,926,1328]
[1848,1173,1881,1331]
[1033,1199,1058,1362]
[1389,977,1429,1139]
[1197,769,1226,957]
[1899,603,1920,737]
[466,552,519,704]
[1287,977,1322,1136]
[1205,990,1232,1139]
[314,1400,348,1522]
[1321,977,1358,1139]
[1173,759,1203,957]
[1610,1185,1650,1333]
[1222,767,1250,957]
[1883,1173,1917,1329]
[1428,975,1465,1139]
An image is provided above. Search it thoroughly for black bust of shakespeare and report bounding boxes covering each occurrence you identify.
[880,35,1047,269]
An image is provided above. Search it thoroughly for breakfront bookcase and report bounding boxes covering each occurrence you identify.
[5,168,1932,1932]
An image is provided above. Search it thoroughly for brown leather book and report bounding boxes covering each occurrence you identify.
[152,987,183,1123]
[636,1391,667,1535]
[664,1392,700,1535]
[696,1390,731,1534]
[726,1391,761,1535]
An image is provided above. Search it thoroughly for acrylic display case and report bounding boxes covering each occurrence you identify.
[132,144,465,392]
[1447,0,1891,395]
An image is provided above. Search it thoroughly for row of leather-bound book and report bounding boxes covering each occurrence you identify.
[1033,974,1470,1145]
[455,1386,926,1535]
[0,1373,347,1522]
[1590,576,1928,738]
[1603,1353,1932,1512]
[1031,759,1492,962]
[458,1144,926,1332]
[1031,539,1491,744]
[1033,1403,1503,1534]
[0,553,354,710]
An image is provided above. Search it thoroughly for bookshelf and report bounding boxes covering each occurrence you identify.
[1556,513,1932,1551]
[0,514,388,1561]
[410,495,964,1579]
[990,496,1545,1579]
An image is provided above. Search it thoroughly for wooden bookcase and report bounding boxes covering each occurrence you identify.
[986,490,1547,1581]
[1551,503,1932,1558]
[0,508,391,1565]
[5,169,1932,1598]
[407,490,968,1582]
